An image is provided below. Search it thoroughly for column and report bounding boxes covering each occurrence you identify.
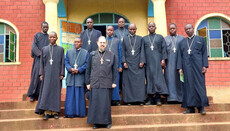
[43,0,59,33]
[151,0,167,36]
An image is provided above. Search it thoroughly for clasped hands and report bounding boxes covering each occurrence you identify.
[86,84,117,90]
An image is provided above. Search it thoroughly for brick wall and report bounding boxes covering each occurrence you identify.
[0,0,45,102]
[165,0,230,88]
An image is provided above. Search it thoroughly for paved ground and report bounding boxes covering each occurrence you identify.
[207,87,230,103]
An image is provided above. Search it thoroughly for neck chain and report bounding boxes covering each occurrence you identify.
[170,35,178,53]
[74,49,81,69]
[128,35,137,55]
[118,28,125,42]
[87,29,93,45]
[49,45,54,65]
[186,36,196,55]
[107,37,114,51]
[98,50,106,64]
[148,34,156,51]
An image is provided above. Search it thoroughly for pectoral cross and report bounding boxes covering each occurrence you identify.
[187,48,191,54]
[131,49,135,55]
[74,63,78,69]
[173,47,176,53]
[88,40,91,45]
[100,58,104,64]
[49,59,53,65]
[150,45,154,51]
[121,37,123,43]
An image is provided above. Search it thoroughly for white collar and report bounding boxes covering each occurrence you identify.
[187,34,195,39]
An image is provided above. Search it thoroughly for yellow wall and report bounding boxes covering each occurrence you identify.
[66,0,149,36]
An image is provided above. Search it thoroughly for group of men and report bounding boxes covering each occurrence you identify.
[27,17,209,129]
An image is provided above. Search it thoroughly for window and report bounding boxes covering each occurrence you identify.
[197,17,230,57]
[0,23,17,62]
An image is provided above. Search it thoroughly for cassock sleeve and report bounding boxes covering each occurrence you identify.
[140,38,146,64]
[112,54,118,84]
[31,33,42,57]
[39,48,44,76]
[161,36,168,61]
[65,51,72,72]
[201,37,209,68]
[78,52,89,73]
[60,48,65,77]
[118,41,122,68]
[177,41,183,70]
[85,53,93,85]
[121,39,126,63]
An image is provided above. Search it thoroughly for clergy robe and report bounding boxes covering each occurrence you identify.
[85,50,117,125]
[122,35,146,103]
[164,35,184,102]
[27,32,49,98]
[80,28,102,52]
[106,37,122,101]
[64,48,89,117]
[35,44,65,114]
[177,35,209,108]
[113,28,129,42]
[143,33,168,96]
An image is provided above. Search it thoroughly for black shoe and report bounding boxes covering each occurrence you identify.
[199,110,206,115]
[53,114,59,119]
[183,109,195,114]
[43,114,50,120]
[106,124,111,129]
[30,97,35,102]
[93,124,99,129]
[156,101,162,106]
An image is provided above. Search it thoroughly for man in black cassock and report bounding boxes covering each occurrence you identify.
[86,36,117,129]
[106,26,122,106]
[143,22,168,106]
[164,23,184,103]
[80,18,101,52]
[35,32,65,120]
[177,24,209,115]
[27,22,49,102]
[122,23,146,105]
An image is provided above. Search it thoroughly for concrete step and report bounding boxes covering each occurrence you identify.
[0,112,230,130]
[0,96,214,110]
[0,103,230,120]
[30,122,230,131]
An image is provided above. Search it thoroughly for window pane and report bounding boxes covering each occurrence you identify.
[197,20,208,30]
[84,14,99,24]
[211,48,222,57]
[209,30,221,39]
[198,27,207,37]
[208,18,220,29]
[210,39,222,48]
[0,45,3,53]
[114,14,129,23]
[0,35,4,44]
[100,13,113,23]
[0,54,3,62]
[0,24,4,34]
[221,20,230,29]
[222,30,230,57]
[62,43,73,54]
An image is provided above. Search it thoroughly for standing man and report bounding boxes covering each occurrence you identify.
[122,23,146,105]
[35,32,65,120]
[106,26,122,106]
[164,23,184,103]
[86,36,117,129]
[177,24,209,115]
[64,37,89,118]
[143,22,168,106]
[114,18,129,43]
[80,18,101,52]
[27,22,49,102]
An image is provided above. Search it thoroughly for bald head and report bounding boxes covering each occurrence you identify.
[148,22,156,34]
[118,18,125,28]
[49,31,58,45]
[128,23,137,35]
[185,24,194,37]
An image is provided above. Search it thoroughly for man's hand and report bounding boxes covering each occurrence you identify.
[60,75,64,80]
[179,69,183,74]
[202,67,207,74]
[40,75,43,81]
[123,63,128,69]
[119,67,123,72]
[69,68,75,74]
[74,69,79,74]
[87,85,91,90]
[139,63,144,68]
[161,60,166,69]
[112,84,117,88]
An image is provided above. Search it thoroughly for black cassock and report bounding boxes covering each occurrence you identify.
[143,34,168,95]
[113,28,129,42]
[177,35,209,108]
[27,32,49,97]
[122,35,146,103]
[80,28,101,52]
[35,44,65,114]
[164,35,184,102]
[85,50,117,125]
